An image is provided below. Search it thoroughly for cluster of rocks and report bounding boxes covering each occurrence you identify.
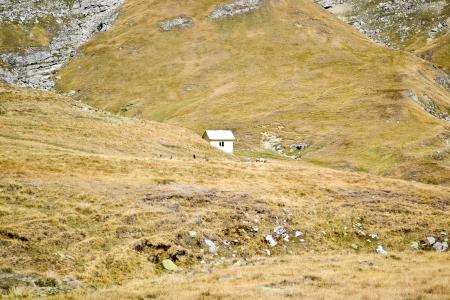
[261,132,306,159]
[138,188,307,270]
[159,16,194,32]
[0,0,124,89]
[265,226,305,252]
[261,131,284,154]
[208,0,264,20]
[411,234,448,252]
[314,0,449,50]
[350,221,384,252]
[0,270,80,296]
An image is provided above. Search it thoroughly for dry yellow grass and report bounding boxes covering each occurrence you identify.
[56,0,450,184]
[1,84,449,298]
[58,253,450,300]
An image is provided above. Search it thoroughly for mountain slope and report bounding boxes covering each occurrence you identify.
[1,83,449,298]
[314,0,450,73]
[56,0,450,183]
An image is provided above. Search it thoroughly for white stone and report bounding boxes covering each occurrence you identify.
[426,236,436,245]
[273,226,286,236]
[265,235,277,247]
[376,245,387,255]
[204,239,217,254]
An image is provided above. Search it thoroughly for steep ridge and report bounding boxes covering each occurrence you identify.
[0,83,449,298]
[0,0,123,89]
[56,0,450,183]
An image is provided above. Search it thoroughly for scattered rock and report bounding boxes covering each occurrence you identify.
[204,239,217,254]
[294,230,304,238]
[64,90,76,97]
[273,226,287,236]
[264,249,271,256]
[162,259,179,271]
[355,230,366,237]
[189,231,197,238]
[351,243,359,250]
[265,235,277,247]
[433,242,448,252]
[376,245,387,255]
[410,241,419,250]
[426,236,436,245]
[368,233,379,240]
[159,15,193,32]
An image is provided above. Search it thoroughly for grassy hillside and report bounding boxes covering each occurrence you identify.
[56,0,450,184]
[1,84,449,298]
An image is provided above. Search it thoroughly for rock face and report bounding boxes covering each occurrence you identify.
[314,0,449,50]
[159,16,194,32]
[209,0,264,19]
[0,0,124,89]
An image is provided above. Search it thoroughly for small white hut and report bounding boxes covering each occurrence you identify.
[202,130,235,154]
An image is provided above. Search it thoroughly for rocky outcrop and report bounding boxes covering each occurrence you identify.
[314,0,449,49]
[405,90,450,122]
[0,0,124,89]
[209,0,264,19]
[159,16,194,32]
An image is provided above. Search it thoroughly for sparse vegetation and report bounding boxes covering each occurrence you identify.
[1,0,450,298]
[0,84,449,298]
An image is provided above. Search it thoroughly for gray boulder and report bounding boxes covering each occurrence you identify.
[433,242,448,252]
[273,226,287,236]
[410,241,419,250]
[426,236,436,245]
[376,245,387,255]
[209,0,264,20]
[204,239,218,254]
[159,16,194,32]
[162,259,179,271]
[265,235,277,247]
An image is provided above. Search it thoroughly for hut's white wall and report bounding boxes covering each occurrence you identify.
[209,141,233,154]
